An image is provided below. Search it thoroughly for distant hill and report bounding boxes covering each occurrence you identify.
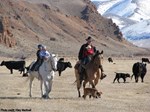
[0,0,149,59]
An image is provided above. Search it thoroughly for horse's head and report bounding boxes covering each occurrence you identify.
[45,54,58,71]
[92,50,104,67]
[51,54,58,71]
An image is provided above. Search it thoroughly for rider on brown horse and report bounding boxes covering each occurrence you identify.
[78,36,106,81]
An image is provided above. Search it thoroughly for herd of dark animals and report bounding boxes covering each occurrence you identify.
[111,57,148,83]
[0,57,149,99]
[0,57,149,82]
[0,58,72,77]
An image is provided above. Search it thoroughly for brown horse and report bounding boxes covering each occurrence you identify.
[74,50,103,97]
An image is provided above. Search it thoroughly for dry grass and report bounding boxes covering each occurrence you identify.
[0,58,150,112]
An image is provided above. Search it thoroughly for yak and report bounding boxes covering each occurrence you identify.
[0,60,26,75]
[132,62,147,83]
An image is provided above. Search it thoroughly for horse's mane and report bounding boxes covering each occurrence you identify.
[91,50,103,62]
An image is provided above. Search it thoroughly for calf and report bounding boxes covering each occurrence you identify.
[57,61,72,76]
[0,60,26,75]
[113,72,130,83]
[142,58,150,63]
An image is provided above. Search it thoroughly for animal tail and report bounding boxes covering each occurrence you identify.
[131,74,134,80]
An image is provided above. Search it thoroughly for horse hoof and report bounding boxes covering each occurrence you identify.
[42,95,49,99]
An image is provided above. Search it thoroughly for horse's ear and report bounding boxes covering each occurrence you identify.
[96,50,100,54]
[55,54,58,57]
[95,50,103,55]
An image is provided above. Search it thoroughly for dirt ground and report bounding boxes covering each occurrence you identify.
[0,58,150,112]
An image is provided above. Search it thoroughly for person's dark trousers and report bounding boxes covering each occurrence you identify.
[79,59,87,81]
[31,59,43,71]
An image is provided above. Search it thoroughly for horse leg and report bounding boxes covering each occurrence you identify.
[75,69,82,97]
[40,80,43,97]
[83,80,88,88]
[42,80,49,99]
[88,79,95,88]
[48,78,53,94]
[94,70,100,86]
[29,76,34,97]
[77,79,82,97]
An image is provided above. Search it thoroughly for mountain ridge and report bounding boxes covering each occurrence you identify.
[0,0,149,59]
[92,0,150,48]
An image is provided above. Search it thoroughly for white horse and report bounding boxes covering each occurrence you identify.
[27,54,57,99]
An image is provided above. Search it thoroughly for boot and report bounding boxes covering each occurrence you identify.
[79,73,84,81]
[100,72,107,80]
[99,65,107,80]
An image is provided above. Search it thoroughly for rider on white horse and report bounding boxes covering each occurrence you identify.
[37,45,51,79]
[31,45,51,72]
[40,45,50,59]
[27,45,57,98]
[30,44,43,71]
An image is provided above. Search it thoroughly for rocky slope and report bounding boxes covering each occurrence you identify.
[0,0,149,59]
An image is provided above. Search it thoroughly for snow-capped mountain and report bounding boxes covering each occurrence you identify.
[91,0,150,48]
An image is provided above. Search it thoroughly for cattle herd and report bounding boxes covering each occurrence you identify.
[0,57,149,83]
[0,58,72,77]
[0,57,149,99]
